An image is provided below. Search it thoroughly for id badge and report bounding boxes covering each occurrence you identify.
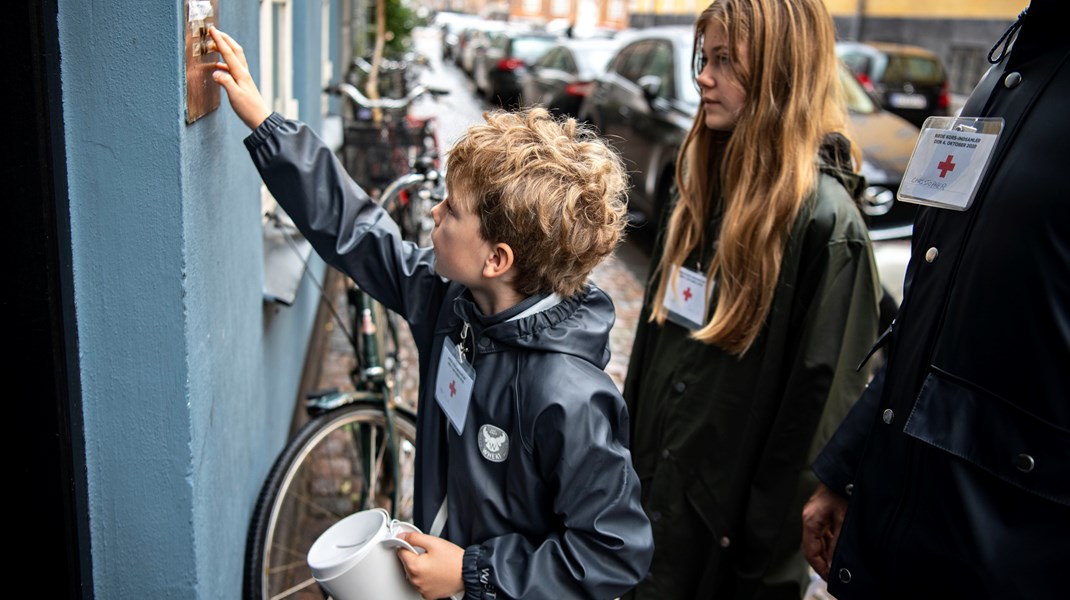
[435,341,475,435]
[897,116,1004,211]
[662,264,709,330]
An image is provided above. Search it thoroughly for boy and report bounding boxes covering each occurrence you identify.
[211,28,653,599]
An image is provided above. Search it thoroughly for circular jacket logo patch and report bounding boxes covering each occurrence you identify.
[478,424,509,462]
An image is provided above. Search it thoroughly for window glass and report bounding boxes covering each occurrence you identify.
[537,48,560,68]
[560,50,577,74]
[512,37,557,63]
[882,54,945,86]
[839,65,878,114]
[645,41,673,99]
[619,41,653,83]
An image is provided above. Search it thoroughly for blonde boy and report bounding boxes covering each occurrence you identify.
[212,27,653,600]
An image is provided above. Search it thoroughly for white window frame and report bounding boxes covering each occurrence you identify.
[259,0,312,305]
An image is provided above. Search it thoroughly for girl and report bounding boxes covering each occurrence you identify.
[622,0,881,598]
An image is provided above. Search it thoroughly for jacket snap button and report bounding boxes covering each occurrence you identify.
[651,510,662,522]
[673,381,686,393]
[925,247,939,263]
[719,536,731,548]
[1014,453,1035,473]
[1004,71,1022,88]
[478,337,491,348]
[845,483,855,496]
[839,568,852,583]
[882,409,894,424]
[661,449,671,460]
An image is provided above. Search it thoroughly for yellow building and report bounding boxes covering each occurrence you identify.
[627,0,1024,94]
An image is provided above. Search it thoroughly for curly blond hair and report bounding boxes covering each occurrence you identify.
[446,108,628,298]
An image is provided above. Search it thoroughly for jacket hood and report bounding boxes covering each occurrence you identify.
[451,283,614,369]
[819,132,866,200]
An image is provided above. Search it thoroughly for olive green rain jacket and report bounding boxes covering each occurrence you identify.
[623,152,881,599]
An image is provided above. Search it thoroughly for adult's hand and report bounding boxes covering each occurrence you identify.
[802,482,848,580]
[396,531,465,599]
[209,27,272,130]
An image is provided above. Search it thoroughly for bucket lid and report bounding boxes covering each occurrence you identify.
[307,508,390,581]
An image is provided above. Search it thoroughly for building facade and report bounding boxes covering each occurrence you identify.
[20,0,351,596]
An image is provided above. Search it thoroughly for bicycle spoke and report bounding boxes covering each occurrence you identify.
[268,577,318,600]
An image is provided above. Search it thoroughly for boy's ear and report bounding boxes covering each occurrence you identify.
[482,242,515,280]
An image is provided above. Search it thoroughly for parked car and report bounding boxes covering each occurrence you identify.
[434,11,479,62]
[577,27,699,222]
[579,26,919,242]
[836,41,950,128]
[457,19,508,76]
[474,29,559,106]
[520,37,622,119]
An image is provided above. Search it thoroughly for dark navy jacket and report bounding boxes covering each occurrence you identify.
[814,2,1070,597]
[245,114,653,599]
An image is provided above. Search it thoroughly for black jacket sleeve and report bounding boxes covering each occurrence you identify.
[244,113,446,346]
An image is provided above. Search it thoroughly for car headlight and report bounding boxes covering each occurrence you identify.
[861,185,895,216]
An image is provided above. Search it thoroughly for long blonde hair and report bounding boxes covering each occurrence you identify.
[649,0,858,354]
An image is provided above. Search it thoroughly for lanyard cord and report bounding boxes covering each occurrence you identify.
[988,8,1028,64]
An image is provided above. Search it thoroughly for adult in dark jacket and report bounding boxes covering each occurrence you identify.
[622,0,881,598]
[802,2,1070,597]
[210,29,653,599]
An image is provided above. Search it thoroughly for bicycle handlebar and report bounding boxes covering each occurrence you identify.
[351,54,429,74]
[325,82,449,110]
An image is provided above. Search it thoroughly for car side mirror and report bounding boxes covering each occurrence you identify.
[637,75,662,104]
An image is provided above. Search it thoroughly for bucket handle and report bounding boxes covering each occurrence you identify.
[382,520,425,555]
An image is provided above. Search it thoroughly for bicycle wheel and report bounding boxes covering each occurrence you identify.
[244,402,418,600]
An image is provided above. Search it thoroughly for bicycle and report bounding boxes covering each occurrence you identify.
[243,87,448,600]
[329,81,446,246]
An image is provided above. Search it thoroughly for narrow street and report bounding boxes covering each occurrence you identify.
[406,26,653,390]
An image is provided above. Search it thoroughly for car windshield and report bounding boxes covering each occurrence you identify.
[512,37,557,63]
[878,54,944,86]
[578,46,618,72]
[839,65,878,114]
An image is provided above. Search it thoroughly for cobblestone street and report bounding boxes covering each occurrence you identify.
[310,235,650,411]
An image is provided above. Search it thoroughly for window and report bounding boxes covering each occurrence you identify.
[645,41,673,99]
[260,0,310,305]
[618,41,654,83]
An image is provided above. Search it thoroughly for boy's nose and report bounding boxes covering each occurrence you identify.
[430,200,444,226]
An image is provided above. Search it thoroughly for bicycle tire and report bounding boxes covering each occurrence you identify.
[244,402,418,600]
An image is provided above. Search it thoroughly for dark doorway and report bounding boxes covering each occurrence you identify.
[8,0,90,597]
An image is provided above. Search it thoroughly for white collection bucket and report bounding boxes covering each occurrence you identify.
[307,508,424,600]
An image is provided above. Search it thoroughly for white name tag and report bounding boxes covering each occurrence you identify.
[435,341,475,435]
[898,116,1003,211]
[662,264,709,330]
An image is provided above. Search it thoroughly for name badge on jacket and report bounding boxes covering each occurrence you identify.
[435,340,475,435]
[898,116,1004,211]
[663,264,709,331]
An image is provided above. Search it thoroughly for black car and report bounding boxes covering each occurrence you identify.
[579,27,919,241]
[520,37,622,119]
[836,41,950,128]
[474,29,560,107]
[577,27,702,222]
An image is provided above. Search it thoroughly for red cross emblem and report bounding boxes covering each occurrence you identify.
[683,287,693,302]
[449,381,457,397]
[937,154,956,178]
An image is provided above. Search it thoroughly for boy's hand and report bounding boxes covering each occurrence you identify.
[396,531,465,599]
[209,27,272,130]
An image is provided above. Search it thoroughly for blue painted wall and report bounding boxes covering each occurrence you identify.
[58,0,334,596]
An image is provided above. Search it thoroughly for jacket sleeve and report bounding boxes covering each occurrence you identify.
[461,377,654,600]
[741,225,881,575]
[811,362,885,496]
[244,113,445,343]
